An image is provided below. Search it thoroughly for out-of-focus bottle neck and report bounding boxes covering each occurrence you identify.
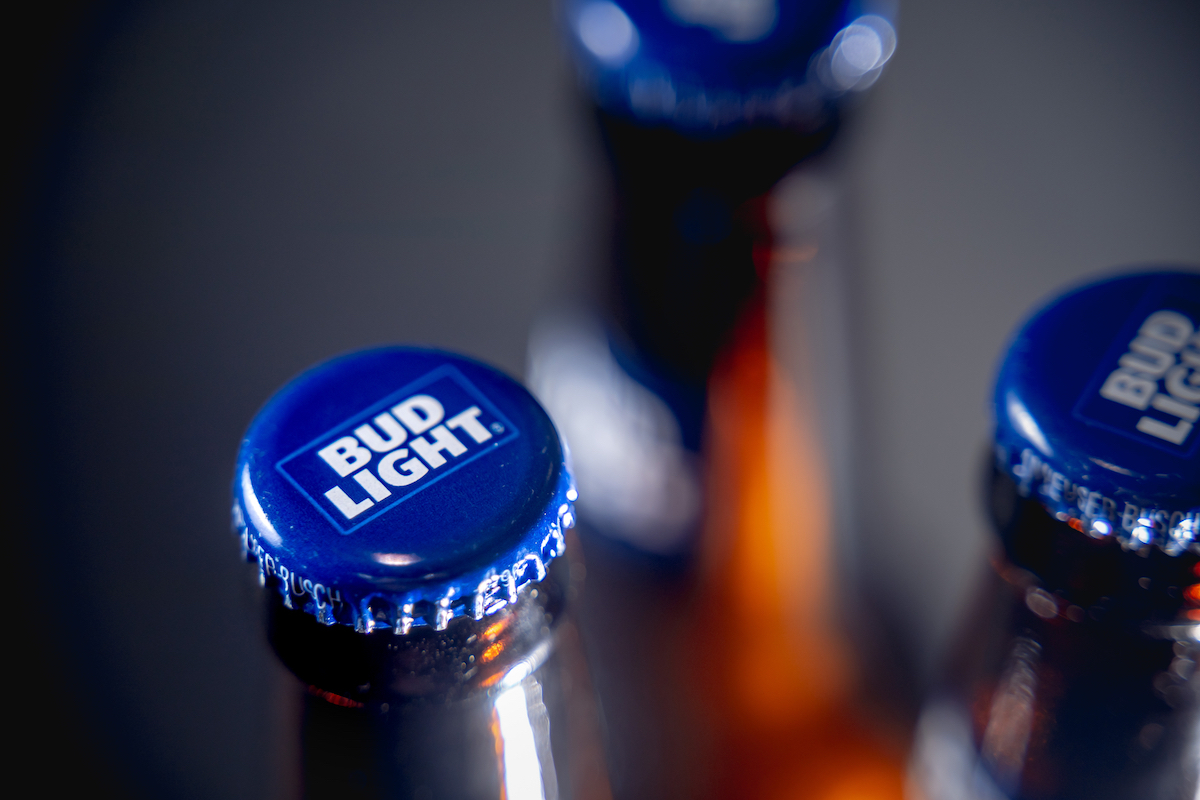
[988,464,1198,633]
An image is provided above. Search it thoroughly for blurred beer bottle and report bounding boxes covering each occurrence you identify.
[533,0,898,555]
[233,347,610,799]
[678,273,911,800]
[529,2,910,798]
[909,270,1200,799]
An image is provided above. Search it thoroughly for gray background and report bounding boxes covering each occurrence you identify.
[10,1,1199,797]
[846,0,1200,678]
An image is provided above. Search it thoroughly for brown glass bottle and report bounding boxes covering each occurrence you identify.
[910,270,1200,800]
[233,346,610,800]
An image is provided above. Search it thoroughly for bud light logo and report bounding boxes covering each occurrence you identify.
[277,366,519,533]
[1075,296,1200,455]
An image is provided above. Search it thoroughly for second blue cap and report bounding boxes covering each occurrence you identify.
[233,347,576,632]
[993,270,1200,556]
[561,0,897,130]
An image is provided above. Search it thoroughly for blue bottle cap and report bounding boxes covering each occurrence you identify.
[560,0,896,130]
[233,347,577,632]
[993,270,1200,556]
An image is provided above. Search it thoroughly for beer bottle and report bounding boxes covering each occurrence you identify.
[233,346,609,799]
[532,0,899,553]
[530,4,910,798]
[910,269,1200,799]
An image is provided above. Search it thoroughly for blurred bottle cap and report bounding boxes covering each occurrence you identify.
[993,269,1200,555]
[560,0,897,130]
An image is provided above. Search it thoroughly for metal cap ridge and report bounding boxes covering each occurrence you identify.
[992,269,1200,556]
[232,346,577,633]
[559,0,897,131]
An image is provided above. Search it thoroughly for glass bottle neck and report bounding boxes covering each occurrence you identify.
[988,464,1198,633]
[266,557,567,707]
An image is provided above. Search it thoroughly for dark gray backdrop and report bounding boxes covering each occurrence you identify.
[9,1,1199,797]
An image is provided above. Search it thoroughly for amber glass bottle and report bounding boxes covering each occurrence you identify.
[233,346,611,799]
[910,270,1200,800]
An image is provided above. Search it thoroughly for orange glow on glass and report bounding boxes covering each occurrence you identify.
[489,707,508,800]
[684,269,907,799]
[484,617,510,641]
[306,685,365,708]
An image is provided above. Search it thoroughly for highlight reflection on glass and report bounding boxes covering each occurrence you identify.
[664,0,779,42]
[577,1,639,65]
[818,15,897,92]
[528,315,701,553]
[493,676,556,800]
[980,637,1041,792]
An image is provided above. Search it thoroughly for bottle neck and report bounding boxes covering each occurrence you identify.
[988,464,1198,632]
[266,557,567,706]
[925,561,1199,800]
[595,106,836,395]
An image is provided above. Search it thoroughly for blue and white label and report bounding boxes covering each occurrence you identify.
[277,366,519,533]
[1076,298,1200,455]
